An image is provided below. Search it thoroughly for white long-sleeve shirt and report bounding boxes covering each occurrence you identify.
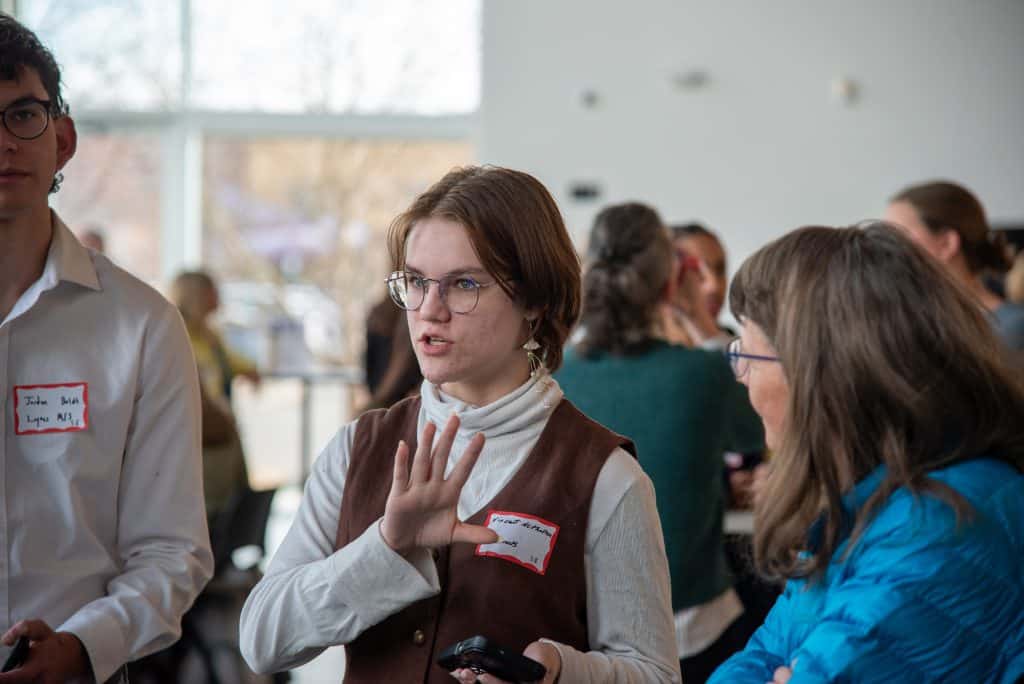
[240,374,681,683]
[0,215,214,682]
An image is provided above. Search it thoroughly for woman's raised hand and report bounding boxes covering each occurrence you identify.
[380,414,499,554]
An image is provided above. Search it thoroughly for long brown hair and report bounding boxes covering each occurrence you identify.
[730,222,1024,581]
[891,180,1010,274]
[387,166,580,372]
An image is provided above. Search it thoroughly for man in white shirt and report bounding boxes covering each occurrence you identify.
[0,13,213,683]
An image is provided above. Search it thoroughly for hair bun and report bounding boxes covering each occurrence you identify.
[577,202,673,355]
[597,243,618,263]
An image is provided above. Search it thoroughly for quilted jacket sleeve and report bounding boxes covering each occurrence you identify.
[707,579,798,683]
[712,480,1024,683]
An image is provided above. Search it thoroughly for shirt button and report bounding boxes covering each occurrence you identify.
[412,629,426,646]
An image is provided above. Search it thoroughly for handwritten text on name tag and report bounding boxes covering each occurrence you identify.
[475,510,560,575]
[14,383,89,435]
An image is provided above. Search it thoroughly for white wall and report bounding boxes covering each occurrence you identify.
[479,0,1024,274]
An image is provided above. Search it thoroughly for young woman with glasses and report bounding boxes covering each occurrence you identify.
[239,167,680,683]
[709,223,1024,683]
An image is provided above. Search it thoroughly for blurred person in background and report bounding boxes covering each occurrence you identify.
[361,290,422,411]
[240,167,681,683]
[669,223,733,347]
[172,270,261,403]
[1007,250,1024,305]
[364,292,403,394]
[0,14,211,682]
[884,180,1024,351]
[77,224,105,253]
[710,223,1024,683]
[668,222,767,509]
[172,270,261,523]
[556,202,765,684]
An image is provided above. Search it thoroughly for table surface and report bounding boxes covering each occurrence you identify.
[724,509,754,535]
[262,365,364,383]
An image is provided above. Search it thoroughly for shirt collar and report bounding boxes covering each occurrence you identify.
[1,212,103,328]
[50,212,102,292]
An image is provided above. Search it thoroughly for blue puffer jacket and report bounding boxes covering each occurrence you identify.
[709,458,1024,683]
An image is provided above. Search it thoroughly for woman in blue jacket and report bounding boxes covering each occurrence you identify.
[710,222,1024,684]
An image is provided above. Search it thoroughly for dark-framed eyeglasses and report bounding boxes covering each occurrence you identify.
[725,337,780,379]
[386,270,496,315]
[0,98,54,141]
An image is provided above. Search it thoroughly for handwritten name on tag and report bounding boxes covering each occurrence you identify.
[14,383,89,435]
[475,510,560,575]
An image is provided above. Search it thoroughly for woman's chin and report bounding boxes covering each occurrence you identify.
[421,367,459,390]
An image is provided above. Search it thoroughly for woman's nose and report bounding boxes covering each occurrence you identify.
[418,281,451,320]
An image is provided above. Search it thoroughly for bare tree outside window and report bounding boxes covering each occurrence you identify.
[21,0,181,110]
[203,137,474,365]
[190,0,480,113]
[54,132,164,282]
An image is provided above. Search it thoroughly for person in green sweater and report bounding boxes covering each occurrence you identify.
[556,202,764,684]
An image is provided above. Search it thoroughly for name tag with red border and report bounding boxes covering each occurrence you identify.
[475,510,560,575]
[13,383,89,435]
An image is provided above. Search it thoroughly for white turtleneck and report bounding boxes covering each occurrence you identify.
[240,373,681,683]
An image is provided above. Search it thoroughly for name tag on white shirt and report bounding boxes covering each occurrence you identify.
[13,383,89,435]
[475,510,560,575]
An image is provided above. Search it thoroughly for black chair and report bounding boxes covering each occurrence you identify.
[128,486,281,683]
[186,487,281,684]
[209,486,278,575]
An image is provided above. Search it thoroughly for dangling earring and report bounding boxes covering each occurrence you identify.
[523,320,543,377]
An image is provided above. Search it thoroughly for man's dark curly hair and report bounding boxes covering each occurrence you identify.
[0,13,66,113]
[0,13,69,192]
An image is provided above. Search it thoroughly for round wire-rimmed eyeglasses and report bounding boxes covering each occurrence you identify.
[0,97,54,141]
[386,270,497,315]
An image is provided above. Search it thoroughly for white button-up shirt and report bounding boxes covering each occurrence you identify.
[0,214,213,682]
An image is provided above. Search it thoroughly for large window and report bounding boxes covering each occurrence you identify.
[21,1,479,491]
[22,0,478,347]
[22,0,480,114]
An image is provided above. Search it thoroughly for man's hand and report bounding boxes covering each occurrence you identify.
[380,414,498,554]
[0,620,91,683]
[769,664,792,683]
[451,640,562,684]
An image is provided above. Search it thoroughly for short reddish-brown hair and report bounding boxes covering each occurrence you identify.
[387,165,580,372]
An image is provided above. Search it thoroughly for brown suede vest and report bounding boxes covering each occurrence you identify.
[334,395,634,683]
